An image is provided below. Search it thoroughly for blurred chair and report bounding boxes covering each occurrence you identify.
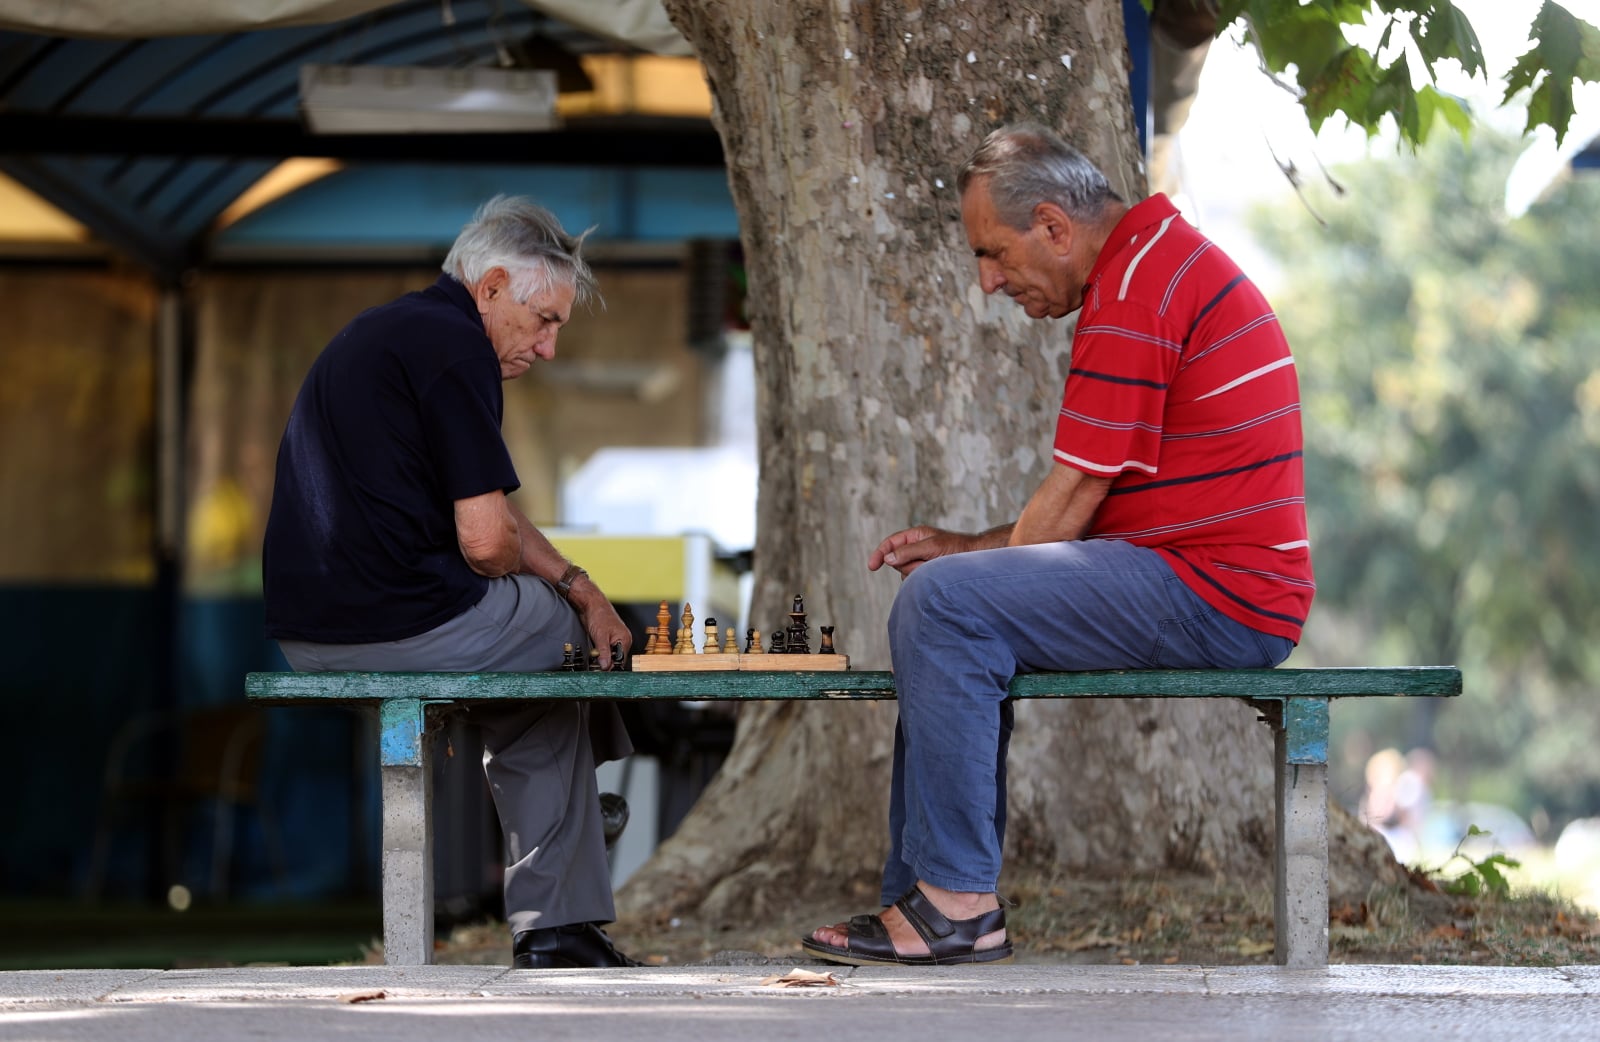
[85,702,285,900]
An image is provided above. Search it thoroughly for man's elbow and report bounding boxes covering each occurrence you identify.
[458,534,519,577]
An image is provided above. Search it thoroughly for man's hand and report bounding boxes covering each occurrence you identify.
[566,577,632,670]
[869,526,981,577]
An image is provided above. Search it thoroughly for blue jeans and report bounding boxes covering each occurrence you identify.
[881,539,1294,903]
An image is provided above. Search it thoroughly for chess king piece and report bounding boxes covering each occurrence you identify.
[655,600,672,654]
[703,617,718,654]
[786,594,811,653]
[819,626,836,654]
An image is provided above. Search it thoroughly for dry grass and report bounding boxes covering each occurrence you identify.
[429,868,1600,968]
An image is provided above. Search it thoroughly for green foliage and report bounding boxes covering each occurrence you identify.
[1502,2,1600,142]
[1249,130,1600,824]
[1434,826,1521,897]
[1141,0,1598,145]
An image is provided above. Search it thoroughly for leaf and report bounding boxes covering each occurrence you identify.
[1419,1,1487,79]
[1248,2,1352,78]
[1500,0,1600,144]
[1466,824,1488,837]
[1477,861,1507,895]
[1302,46,1380,134]
[1236,938,1275,956]
[760,968,840,987]
[1416,86,1474,142]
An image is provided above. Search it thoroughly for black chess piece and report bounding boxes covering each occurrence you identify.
[560,643,577,671]
[744,627,757,654]
[787,594,811,653]
[770,629,787,654]
[611,641,628,671]
[819,626,836,654]
[588,648,601,671]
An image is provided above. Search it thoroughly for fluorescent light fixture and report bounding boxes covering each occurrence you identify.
[299,64,560,134]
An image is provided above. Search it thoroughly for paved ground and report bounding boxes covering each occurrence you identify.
[3,964,1598,1041]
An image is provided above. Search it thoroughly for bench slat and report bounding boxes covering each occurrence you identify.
[247,666,1461,702]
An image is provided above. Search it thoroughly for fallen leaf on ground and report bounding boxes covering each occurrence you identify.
[1060,928,1123,952]
[760,968,841,988]
[1330,901,1368,926]
[1236,938,1274,957]
[337,990,386,1004]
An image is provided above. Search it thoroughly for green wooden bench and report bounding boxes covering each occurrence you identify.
[245,666,1461,968]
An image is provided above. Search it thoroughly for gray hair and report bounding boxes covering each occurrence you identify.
[443,195,601,309]
[956,122,1123,230]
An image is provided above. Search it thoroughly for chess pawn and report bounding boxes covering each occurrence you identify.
[561,643,576,671]
[722,627,738,654]
[819,626,836,654]
[747,629,765,655]
[589,648,601,671]
[644,629,658,655]
[770,629,788,654]
[703,617,718,654]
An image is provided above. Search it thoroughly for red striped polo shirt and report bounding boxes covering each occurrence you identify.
[1056,194,1314,642]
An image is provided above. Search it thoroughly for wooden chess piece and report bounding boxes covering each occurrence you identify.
[644,629,658,655]
[747,629,765,655]
[770,629,787,654]
[703,617,719,654]
[723,627,738,654]
[819,626,836,654]
[786,594,811,653]
[656,601,672,654]
[561,643,576,670]
[677,604,695,654]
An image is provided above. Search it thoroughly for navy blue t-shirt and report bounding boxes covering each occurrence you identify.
[263,275,520,643]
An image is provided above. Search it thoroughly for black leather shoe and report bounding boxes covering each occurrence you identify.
[512,922,642,969]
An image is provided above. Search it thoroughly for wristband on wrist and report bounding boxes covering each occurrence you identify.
[555,563,587,600]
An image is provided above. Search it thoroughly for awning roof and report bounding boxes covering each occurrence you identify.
[0,0,718,279]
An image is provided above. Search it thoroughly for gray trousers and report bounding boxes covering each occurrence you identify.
[278,574,632,933]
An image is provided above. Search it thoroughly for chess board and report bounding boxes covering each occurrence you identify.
[632,653,850,672]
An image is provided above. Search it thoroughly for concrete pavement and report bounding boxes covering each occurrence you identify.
[3,963,1599,1041]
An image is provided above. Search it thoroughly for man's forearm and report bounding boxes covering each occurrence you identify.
[1009,463,1112,546]
[505,499,574,582]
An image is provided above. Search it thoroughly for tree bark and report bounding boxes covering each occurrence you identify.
[621,0,1394,925]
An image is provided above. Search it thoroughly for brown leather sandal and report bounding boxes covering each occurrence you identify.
[800,885,1014,966]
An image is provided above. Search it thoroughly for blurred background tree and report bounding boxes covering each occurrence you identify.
[1249,130,1600,836]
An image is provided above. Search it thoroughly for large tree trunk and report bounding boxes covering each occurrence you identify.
[621,0,1396,925]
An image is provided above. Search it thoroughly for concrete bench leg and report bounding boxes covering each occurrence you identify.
[1269,697,1329,968]
[378,699,434,966]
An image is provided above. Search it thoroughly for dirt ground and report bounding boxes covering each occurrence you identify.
[428,869,1600,968]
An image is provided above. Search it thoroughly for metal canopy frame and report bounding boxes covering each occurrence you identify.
[0,0,722,282]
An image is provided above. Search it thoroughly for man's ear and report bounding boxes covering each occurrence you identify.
[1034,202,1074,255]
[473,267,509,313]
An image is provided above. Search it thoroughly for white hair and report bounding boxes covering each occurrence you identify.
[442,195,600,308]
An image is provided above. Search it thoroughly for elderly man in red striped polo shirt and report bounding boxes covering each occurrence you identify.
[803,122,1315,968]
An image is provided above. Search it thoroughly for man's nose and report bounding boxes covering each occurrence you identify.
[977,259,1005,295]
[534,332,558,360]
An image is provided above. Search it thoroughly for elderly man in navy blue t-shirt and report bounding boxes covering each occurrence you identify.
[263,195,637,969]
